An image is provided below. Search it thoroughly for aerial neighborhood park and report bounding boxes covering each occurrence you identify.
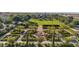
[0,12,79,47]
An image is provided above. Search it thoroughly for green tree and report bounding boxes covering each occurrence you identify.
[6,15,14,24]
[7,37,15,47]
[0,17,3,23]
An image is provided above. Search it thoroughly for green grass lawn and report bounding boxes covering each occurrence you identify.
[29,19,60,25]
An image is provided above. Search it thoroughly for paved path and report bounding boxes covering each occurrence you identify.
[0,29,14,40]
[0,25,16,40]
[0,23,6,31]
[17,29,28,42]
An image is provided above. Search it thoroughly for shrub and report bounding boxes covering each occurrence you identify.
[0,43,4,47]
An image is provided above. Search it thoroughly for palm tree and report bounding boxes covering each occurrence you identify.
[51,25,60,47]
[26,34,28,46]
[52,29,55,47]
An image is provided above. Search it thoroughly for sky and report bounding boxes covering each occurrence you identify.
[0,0,79,12]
